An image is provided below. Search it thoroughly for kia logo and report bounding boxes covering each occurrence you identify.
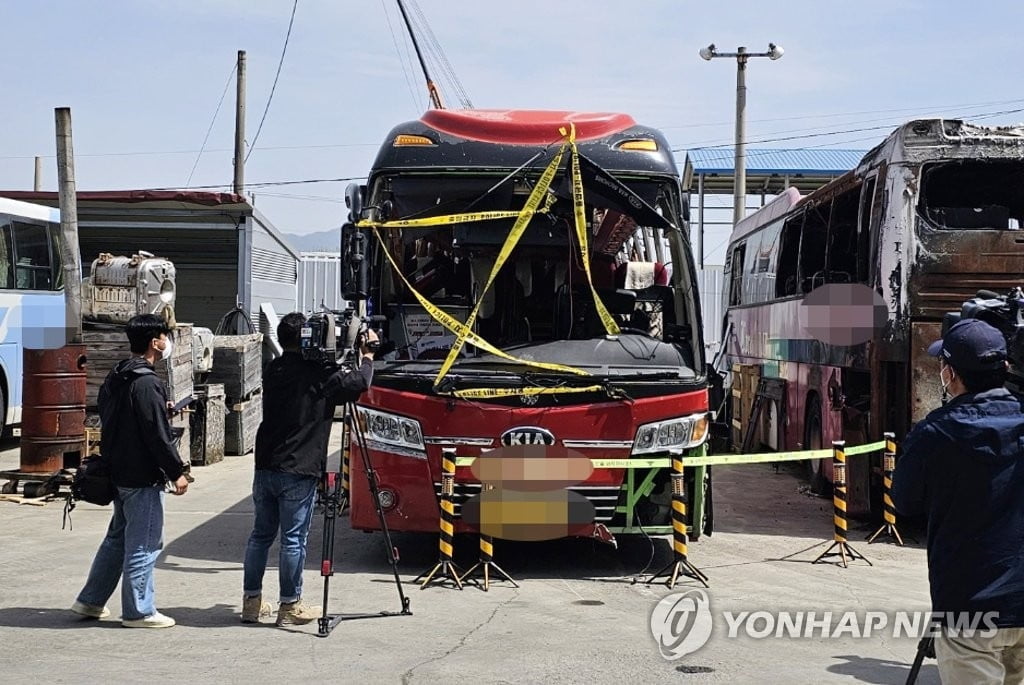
[500,427,555,446]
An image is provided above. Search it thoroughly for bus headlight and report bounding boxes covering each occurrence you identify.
[357,407,425,454]
[631,413,709,455]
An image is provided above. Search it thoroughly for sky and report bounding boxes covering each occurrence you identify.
[3,0,1024,265]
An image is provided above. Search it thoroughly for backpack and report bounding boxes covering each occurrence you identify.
[71,455,116,506]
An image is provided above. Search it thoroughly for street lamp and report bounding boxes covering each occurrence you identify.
[700,43,784,230]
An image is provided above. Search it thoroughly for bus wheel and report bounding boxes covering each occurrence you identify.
[805,400,829,495]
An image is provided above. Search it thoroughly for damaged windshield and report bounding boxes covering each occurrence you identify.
[367,171,695,371]
[919,159,1024,230]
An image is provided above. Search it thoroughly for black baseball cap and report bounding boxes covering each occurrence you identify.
[927,319,1007,371]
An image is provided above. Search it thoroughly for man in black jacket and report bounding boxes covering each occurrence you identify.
[893,319,1024,683]
[72,314,189,629]
[242,312,376,626]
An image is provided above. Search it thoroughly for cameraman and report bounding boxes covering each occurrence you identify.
[241,312,377,627]
[893,319,1024,683]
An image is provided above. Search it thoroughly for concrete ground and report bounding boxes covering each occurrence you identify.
[0,426,938,684]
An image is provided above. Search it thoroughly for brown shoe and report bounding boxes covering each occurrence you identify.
[276,600,322,626]
[241,595,274,623]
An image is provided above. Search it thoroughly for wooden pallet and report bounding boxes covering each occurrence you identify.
[190,384,226,466]
[84,324,194,407]
[209,334,263,402]
[225,389,262,456]
[83,323,194,463]
[731,363,761,450]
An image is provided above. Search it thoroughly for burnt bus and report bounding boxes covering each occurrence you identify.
[720,119,1024,513]
[341,109,710,544]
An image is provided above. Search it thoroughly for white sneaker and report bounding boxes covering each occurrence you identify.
[71,600,110,619]
[122,611,176,629]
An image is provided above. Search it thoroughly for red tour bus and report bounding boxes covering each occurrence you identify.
[720,118,1024,515]
[341,109,709,544]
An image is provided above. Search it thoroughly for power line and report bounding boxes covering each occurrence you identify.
[381,0,425,112]
[137,175,367,192]
[656,96,1024,132]
[246,0,299,162]
[673,106,1024,153]
[185,63,237,186]
[0,141,378,161]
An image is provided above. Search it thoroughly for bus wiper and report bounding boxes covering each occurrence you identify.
[462,150,546,214]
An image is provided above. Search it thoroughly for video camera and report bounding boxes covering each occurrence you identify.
[299,311,337,363]
[301,308,387,364]
[943,287,1024,393]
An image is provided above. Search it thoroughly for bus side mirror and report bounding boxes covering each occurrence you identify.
[341,222,369,301]
[345,183,365,222]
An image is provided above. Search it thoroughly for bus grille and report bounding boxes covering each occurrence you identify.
[432,482,620,523]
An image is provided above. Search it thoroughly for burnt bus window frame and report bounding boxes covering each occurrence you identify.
[775,212,804,298]
[917,159,1024,231]
[857,175,877,284]
[728,243,746,306]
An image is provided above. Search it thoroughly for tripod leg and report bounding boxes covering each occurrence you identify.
[348,401,412,614]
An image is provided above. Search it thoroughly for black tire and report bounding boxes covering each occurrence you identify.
[805,399,830,495]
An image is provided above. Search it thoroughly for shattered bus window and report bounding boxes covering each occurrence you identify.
[919,159,1024,230]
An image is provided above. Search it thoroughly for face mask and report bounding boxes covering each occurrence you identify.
[160,338,173,361]
[939,365,951,405]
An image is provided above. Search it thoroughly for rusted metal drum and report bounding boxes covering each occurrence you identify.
[20,345,87,472]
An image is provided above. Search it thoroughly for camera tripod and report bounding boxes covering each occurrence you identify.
[318,399,412,637]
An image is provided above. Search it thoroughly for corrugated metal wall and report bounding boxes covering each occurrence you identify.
[248,213,299,323]
[696,266,725,356]
[297,252,344,313]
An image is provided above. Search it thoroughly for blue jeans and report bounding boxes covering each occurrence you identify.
[77,485,165,620]
[243,470,318,604]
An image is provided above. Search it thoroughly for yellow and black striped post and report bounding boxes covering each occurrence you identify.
[868,432,905,545]
[814,441,871,568]
[459,533,519,591]
[414,448,464,590]
[646,451,709,588]
[338,411,352,514]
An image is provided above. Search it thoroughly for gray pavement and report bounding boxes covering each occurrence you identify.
[0,426,938,684]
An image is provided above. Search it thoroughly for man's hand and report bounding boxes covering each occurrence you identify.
[171,475,189,496]
[360,329,379,359]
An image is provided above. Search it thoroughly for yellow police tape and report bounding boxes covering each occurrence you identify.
[452,440,887,469]
[450,384,605,400]
[435,140,570,386]
[372,229,589,378]
[362,124,633,399]
[565,123,619,336]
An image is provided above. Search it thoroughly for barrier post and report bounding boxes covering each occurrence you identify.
[339,411,351,514]
[459,533,518,591]
[813,441,871,568]
[414,448,464,589]
[867,432,904,545]
[645,450,709,588]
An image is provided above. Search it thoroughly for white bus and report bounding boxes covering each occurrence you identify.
[0,197,67,433]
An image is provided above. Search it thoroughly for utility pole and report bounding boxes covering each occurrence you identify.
[700,43,784,229]
[733,47,748,228]
[233,49,246,196]
[55,107,82,344]
[33,156,42,192]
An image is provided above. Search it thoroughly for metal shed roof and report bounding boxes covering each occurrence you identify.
[681,147,867,194]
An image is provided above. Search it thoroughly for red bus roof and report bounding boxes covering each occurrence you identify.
[420,109,638,144]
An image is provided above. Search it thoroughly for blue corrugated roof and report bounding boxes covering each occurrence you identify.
[684,148,867,175]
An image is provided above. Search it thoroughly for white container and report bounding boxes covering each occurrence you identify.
[83,251,176,324]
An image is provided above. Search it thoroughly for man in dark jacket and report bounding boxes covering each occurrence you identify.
[72,314,189,629]
[242,312,376,627]
[893,318,1024,683]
